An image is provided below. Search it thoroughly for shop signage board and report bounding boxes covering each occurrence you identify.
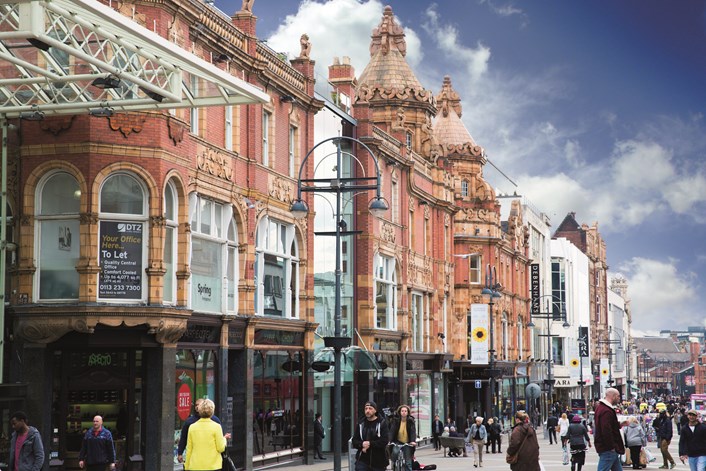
[254,329,304,346]
[98,221,143,299]
[530,264,540,314]
[469,304,489,365]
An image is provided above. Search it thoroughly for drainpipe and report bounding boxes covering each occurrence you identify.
[0,115,8,383]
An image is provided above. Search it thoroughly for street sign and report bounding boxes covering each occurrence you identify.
[475,380,482,389]
[530,264,540,314]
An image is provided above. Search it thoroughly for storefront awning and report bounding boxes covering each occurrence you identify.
[312,346,380,372]
[0,0,269,118]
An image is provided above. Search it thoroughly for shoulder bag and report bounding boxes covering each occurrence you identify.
[506,431,529,464]
[222,449,237,471]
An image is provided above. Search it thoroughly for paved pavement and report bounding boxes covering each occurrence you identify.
[262,428,687,471]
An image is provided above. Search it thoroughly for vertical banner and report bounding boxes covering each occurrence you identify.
[600,358,610,391]
[568,342,580,379]
[469,304,489,365]
[530,264,540,314]
[578,327,590,357]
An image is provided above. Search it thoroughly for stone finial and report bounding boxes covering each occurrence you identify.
[240,0,254,13]
[369,6,406,57]
[436,75,462,118]
[298,33,311,59]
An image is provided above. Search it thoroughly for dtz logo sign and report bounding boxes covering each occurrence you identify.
[117,223,141,233]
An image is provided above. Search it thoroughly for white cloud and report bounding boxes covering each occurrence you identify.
[618,257,701,330]
[422,4,490,82]
[266,0,423,81]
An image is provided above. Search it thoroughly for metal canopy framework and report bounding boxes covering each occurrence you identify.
[0,0,269,118]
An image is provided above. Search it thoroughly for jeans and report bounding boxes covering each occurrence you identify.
[597,450,623,471]
[687,456,706,471]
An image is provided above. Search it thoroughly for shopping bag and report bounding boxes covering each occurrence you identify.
[639,449,648,466]
[644,447,656,463]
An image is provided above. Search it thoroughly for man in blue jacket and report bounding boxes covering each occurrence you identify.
[9,411,45,471]
[79,415,116,471]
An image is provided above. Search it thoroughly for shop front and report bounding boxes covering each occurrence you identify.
[371,339,402,418]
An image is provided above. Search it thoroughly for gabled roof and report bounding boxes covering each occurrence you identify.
[0,0,269,118]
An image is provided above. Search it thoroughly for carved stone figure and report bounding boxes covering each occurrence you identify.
[299,34,311,59]
[241,0,254,13]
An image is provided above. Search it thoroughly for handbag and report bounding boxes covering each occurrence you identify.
[639,448,648,466]
[222,451,236,471]
[506,433,529,464]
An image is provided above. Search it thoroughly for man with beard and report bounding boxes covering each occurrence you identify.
[351,401,389,471]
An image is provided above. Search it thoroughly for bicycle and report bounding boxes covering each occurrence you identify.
[390,442,414,471]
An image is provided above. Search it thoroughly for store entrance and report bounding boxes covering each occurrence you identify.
[53,350,144,471]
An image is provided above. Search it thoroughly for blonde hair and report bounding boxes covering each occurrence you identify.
[199,399,215,418]
[561,413,567,419]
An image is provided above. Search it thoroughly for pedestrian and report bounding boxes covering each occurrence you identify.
[447,426,464,457]
[486,417,502,453]
[567,415,591,471]
[594,388,626,471]
[432,414,444,451]
[678,409,706,471]
[388,404,416,471]
[9,411,44,471]
[78,415,116,471]
[656,409,677,469]
[177,397,222,463]
[624,416,647,470]
[184,399,231,471]
[506,410,540,471]
[558,412,570,449]
[313,412,326,460]
[466,416,487,468]
[546,413,559,445]
[351,401,389,471]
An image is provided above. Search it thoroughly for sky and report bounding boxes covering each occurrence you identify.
[214,0,706,335]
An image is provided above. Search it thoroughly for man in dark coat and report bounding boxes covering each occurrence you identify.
[594,388,625,471]
[177,397,221,464]
[678,409,706,470]
[351,401,389,471]
[313,412,326,460]
[546,413,559,445]
[432,415,444,451]
[506,410,540,471]
[656,410,676,469]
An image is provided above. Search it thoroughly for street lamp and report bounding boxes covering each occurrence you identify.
[527,294,569,420]
[291,136,387,471]
[481,264,502,420]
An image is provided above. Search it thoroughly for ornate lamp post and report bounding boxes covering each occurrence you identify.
[291,136,387,471]
[597,327,621,393]
[481,265,502,419]
[527,295,569,420]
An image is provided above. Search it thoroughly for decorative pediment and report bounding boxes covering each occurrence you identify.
[197,147,233,181]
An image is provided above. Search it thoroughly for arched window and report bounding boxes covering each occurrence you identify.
[36,171,81,300]
[98,173,147,302]
[254,216,298,317]
[189,193,239,314]
[163,180,178,304]
[374,253,397,330]
[461,179,469,197]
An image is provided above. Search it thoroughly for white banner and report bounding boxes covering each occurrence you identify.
[469,304,489,365]
[600,358,610,390]
[568,342,580,380]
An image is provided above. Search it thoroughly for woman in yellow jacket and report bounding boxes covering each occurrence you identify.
[185,399,232,471]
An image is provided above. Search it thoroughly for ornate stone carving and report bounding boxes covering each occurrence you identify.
[240,0,254,13]
[150,215,166,227]
[354,85,435,106]
[393,107,406,130]
[436,75,462,118]
[197,148,233,181]
[444,213,450,226]
[381,222,396,243]
[423,205,430,220]
[40,115,75,136]
[408,196,415,211]
[15,320,73,344]
[79,212,99,224]
[370,6,406,57]
[154,319,187,345]
[167,116,186,145]
[20,215,32,226]
[269,176,293,204]
[108,113,146,138]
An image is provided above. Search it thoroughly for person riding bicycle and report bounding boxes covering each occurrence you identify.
[388,404,417,471]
